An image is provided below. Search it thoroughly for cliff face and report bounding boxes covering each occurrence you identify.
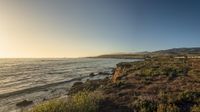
[112,62,132,83]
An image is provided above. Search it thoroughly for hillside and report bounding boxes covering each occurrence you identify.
[95,47,200,59]
[68,57,200,112]
[153,47,200,55]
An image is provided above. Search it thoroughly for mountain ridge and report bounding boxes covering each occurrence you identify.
[95,47,200,59]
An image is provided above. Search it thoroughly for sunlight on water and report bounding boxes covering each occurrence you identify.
[0,58,121,94]
[0,58,138,112]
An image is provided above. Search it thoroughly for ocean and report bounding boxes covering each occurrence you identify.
[0,58,138,112]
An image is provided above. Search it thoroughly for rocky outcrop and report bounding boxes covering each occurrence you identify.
[16,100,33,107]
[112,62,132,83]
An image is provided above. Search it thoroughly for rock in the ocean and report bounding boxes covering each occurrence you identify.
[16,100,33,107]
[89,73,95,77]
[98,72,110,75]
[73,81,83,87]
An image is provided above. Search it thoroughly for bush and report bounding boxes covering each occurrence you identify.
[177,91,200,102]
[131,99,157,112]
[140,77,152,85]
[158,91,168,104]
[29,100,68,112]
[191,105,200,112]
[158,92,178,104]
[141,68,153,76]
[157,104,180,112]
[67,91,102,112]
[114,80,126,88]
[28,91,103,112]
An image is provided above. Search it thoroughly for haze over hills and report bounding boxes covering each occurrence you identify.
[153,47,200,55]
[96,47,200,59]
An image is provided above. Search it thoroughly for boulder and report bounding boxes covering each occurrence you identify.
[98,72,110,75]
[112,62,132,83]
[16,100,33,107]
[73,81,83,87]
[89,73,95,77]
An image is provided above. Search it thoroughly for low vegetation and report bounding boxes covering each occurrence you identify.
[27,91,103,112]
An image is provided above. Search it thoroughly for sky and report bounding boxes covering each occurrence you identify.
[0,0,200,58]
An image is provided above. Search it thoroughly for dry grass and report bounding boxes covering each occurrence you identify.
[27,91,103,112]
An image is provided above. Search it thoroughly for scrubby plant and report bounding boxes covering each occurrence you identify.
[157,103,180,112]
[141,68,154,76]
[28,91,103,112]
[158,91,168,104]
[114,80,126,88]
[140,65,187,77]
[67,91,102,112]
[130,99,157,112]
[28,99,68,112]
[191,105,200,112]
[177,91,200,103]
[158,91,178,104]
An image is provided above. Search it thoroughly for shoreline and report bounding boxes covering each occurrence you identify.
[0,76,88,99]
[0,71,112,112]
[1,58,137,112]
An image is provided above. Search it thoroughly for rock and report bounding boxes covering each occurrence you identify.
[43,98,47,101]
[73,81,83,87]
[111,68,115,73]
[112,62,132,83]
[98,72,110,75]
[89,73,95,77]
[112,67,124,83]
[16,100,33,107]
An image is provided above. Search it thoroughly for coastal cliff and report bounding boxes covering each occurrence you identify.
[28,57,200,112]
[112,62,132,83]
[71,57,200,112]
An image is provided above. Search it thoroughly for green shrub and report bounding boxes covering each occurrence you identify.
[28,91,103,112]
[177,91,200,102]
[141,68,153,76]
[191,105,200,112]
[158,91,168,104]
[140,66,186,77]
[29,100,67,112]
[157,104,180,112]
[158,92,178,104]
[67,91,102,112]
[131,99,157,112]
[114,80,126,88]
[140,78,152,85]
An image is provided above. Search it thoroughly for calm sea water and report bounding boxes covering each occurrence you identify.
[0,58,138,112]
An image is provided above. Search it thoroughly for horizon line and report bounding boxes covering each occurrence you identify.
[0,47,199,59]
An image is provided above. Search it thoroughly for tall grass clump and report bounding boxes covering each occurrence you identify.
[28,91,103,112]
[28,99,67,112]
[191,105,200,112]
[129,99,157,112]
[67,90,102,112]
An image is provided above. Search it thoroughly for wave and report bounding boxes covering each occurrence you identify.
[0,76,89,99]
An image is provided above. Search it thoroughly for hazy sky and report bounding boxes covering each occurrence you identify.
[0,0,200,58]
